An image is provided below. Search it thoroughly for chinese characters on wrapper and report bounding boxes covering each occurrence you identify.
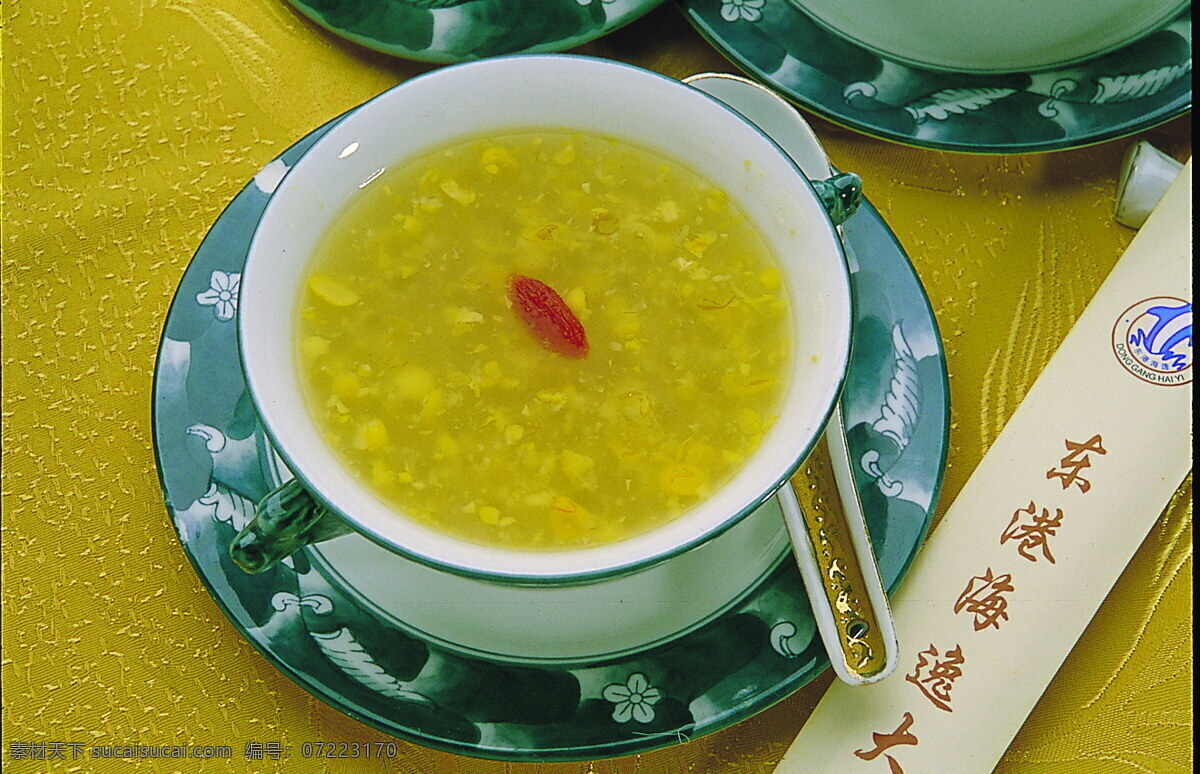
[854,436,1107,773]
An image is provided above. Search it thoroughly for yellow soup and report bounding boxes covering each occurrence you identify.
[297,131,792,550]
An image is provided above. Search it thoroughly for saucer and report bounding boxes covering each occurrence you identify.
[153,93,948,761]
[681,0,1191,153]
[281,0,666,63]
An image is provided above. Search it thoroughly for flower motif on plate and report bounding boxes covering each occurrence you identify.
[721,0,764,23]
[602,672,663,723]
[196,271,241,321]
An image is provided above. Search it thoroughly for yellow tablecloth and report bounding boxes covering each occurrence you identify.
[2,3,1191,772]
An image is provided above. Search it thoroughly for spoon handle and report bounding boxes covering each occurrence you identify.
[779,405,899,685]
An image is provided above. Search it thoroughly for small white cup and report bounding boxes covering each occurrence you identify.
[233,55,857,585]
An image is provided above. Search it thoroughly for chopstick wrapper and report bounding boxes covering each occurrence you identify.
[777,159,1193,774]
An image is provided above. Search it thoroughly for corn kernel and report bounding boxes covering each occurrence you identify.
[365,419,389,449]
[536,391,567,408]
[354,418,388,451]
[551,495,579,514]
[613,313,641,338]
[439,178,477,205]
[705,189,729,211]
[759,268,781,291]
[394,366,433,401]
[564,287,587,318]
[308,274,359,307]
[301,335,330,359]
[656,200,679,223]
[480,145,516,170]
[561,449,596,489]
[331,372,359,398]
[420,388,446,421]
[481,360,503,388]
[548,495,596,541]
[450,307,484,324]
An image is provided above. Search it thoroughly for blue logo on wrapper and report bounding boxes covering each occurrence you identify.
[1111,297,1193,386]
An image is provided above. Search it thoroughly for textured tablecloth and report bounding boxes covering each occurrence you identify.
[1,2,1192,772]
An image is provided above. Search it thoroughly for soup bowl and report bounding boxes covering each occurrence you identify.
[232,55,857,586]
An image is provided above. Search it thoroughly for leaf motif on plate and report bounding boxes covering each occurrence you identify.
[271,591,334,615]
[858,324,920,497]
[196,480,256,531]
[1092,62,1193,103]
[870,324,921,450]
[770,621,804,657]
[311,627,433,705]
[187,423,228,453]
[904,88,1016,122]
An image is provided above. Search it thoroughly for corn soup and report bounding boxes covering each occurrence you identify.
[296,131,792,550]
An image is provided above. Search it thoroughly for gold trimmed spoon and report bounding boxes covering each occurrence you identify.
[685,72,899,685]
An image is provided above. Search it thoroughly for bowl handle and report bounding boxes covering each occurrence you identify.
[229,479,353,573]
[811,172,863,226]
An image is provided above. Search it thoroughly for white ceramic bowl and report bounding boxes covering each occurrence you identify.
[238,55,852,584]
[794,0,1187,73]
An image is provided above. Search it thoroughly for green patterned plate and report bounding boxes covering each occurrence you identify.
[282,0,666,63]
[152,94,948,760]
[680,0,1191,153]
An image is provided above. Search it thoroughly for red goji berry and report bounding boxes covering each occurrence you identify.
[506,274,589,359]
